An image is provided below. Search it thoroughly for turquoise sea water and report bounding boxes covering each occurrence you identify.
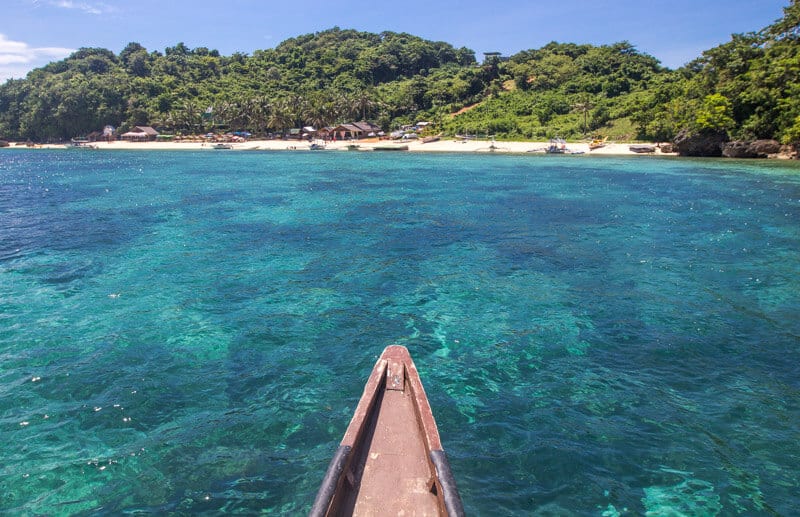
[1,150,799,515]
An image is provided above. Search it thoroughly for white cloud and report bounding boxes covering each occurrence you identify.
[48,1,114,15]
[0,34,74,83]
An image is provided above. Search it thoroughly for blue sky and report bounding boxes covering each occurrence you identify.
[0,0,790,83]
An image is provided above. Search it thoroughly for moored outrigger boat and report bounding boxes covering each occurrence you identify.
[65,137,97,149]
[628,144,656,153]
[545,137,567,154]
[310,345,464,517]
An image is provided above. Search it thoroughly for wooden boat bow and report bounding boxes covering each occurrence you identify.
[310,345,464,516]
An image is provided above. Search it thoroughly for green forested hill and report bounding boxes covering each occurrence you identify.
[0,29,478,141]
[1,2,799,144]
[441,41,667,140]
[449,1,800,143]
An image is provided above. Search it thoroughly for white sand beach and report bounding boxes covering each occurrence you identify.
[19,138,675,155]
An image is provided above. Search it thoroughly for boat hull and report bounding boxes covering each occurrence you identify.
[310,345,464,516]
[372,144,409,151]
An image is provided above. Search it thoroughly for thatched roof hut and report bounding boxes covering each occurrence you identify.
[121,126,159,141]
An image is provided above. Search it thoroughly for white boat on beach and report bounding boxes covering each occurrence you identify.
[528,138,583,154]
[629,144,656,153]
[65,138,97,149]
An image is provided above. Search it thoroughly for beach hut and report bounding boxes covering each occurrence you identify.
[331,121,382,140]
[316,126,334,140]
[331,124,359,140]
[121,126,159,141]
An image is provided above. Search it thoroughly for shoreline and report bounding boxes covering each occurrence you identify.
[4,138,678,156]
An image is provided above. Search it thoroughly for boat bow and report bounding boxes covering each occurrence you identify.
[310,345,464,516]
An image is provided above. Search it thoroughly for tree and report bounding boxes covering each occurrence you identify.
[351,89,376,120]
[173,100,202,133]
[165,42,190,56]
[267,99,293,134]
[571,96,595,135]
[781,114,800,144]
[695,93,736,132]
[765,0,800,40]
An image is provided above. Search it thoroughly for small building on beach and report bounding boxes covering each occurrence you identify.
[331,121,382,140]
[102,125,115,142]
[316,126,335,140]
[86,130,103,142]
[120,126,159,141]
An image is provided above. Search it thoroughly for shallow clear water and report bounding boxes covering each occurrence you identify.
[1,150,798,515]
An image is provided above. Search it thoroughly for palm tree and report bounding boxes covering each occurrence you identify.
[227,98,252,133]
[174,100,202,134]
[268,98,293,136]
[211,99,238,132]
[572,96,595,136]
[251,95,272,135]
[333,92,353,122]
[303,103,328,129]
[232,97,254,133]
[285,94,307,128]
[351,89,376,121]
[151,111,176,133]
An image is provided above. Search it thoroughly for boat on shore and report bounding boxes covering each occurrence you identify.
[65,137,97,149]
[212,143,233,150]
[589,136,608,150]
[310,345,464,517]
[372,144,409,151]
[531,137,584,155]
[546,137,567,154]
[629,144,656,153]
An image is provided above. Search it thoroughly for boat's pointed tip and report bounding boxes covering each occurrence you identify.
[381,344,412,360]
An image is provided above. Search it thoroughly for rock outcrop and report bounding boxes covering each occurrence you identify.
[723,139,782,158]
[749,139,782,156]
[722,141,755,158]
[673,129,728,157]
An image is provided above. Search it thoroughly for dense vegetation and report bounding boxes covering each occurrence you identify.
[1,2,799,143]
